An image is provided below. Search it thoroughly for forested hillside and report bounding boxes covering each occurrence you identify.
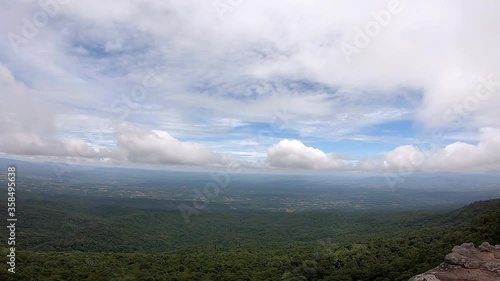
[1,197,499,280]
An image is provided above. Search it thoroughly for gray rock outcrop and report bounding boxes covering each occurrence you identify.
[409,242,500,281]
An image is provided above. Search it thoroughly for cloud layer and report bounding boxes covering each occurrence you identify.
[1,1,500,172]
[267,139,344,170]
[357,128,500,172]
[116,125,228,166]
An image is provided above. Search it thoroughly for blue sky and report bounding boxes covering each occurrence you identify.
[1,0,500,173]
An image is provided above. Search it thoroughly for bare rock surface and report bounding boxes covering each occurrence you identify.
[409,242,500,281]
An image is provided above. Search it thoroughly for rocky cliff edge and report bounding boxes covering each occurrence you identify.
[409,242,500,281]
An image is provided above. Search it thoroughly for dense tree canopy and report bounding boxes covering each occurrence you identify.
[1,198,499,280]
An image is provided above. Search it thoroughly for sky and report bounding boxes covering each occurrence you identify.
[1,0,500,173]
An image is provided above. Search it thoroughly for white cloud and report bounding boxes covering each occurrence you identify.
[266,139,344,170]
[0,62,232,167]
[267,127,500,172]
[115,124,229,166]
[0,133,114,160]
[0,63,113,160]
[358,128,500,172]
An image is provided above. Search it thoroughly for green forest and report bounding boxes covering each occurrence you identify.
[1,196,500,281]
